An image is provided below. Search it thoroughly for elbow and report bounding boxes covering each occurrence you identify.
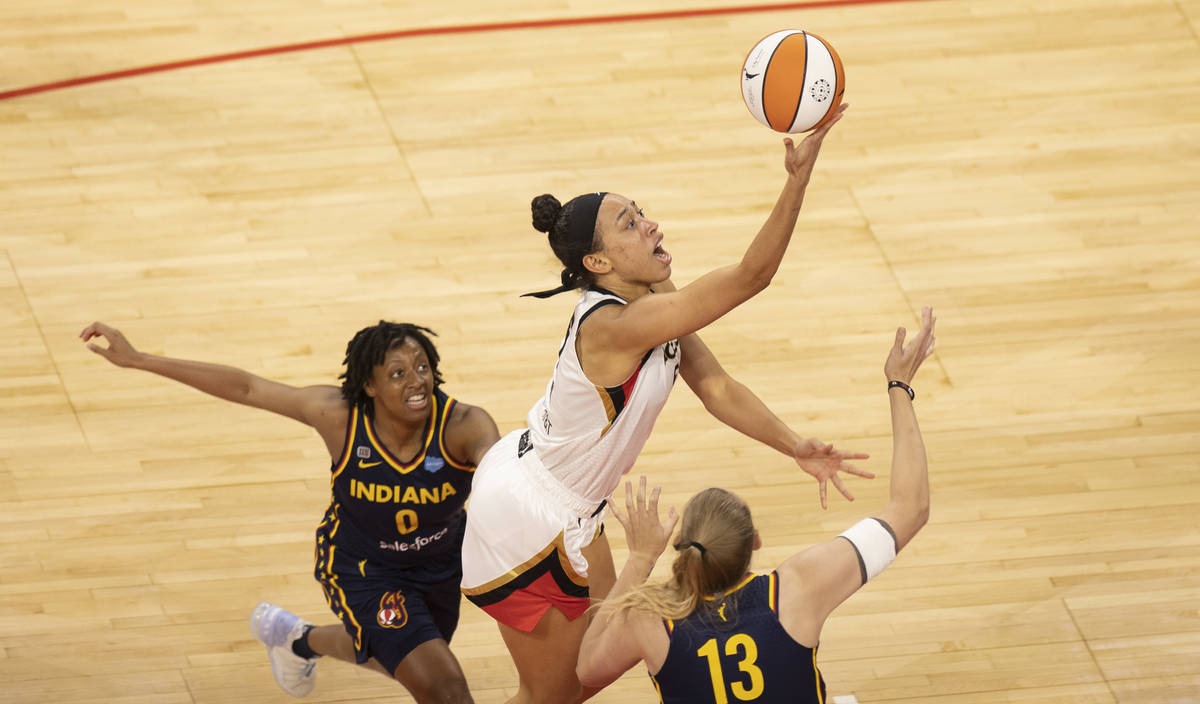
[914,503,930,532]
[904,494,930,531]
[886,498,929,552]
[735,259,777,297]
[576,658,603,690]
[696,377,733,417]
[744,269,774,296]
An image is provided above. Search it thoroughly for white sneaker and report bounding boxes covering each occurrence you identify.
[250,602,318,698]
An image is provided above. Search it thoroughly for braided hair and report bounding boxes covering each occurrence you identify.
[526,192,607,297]
[339,321,444,416]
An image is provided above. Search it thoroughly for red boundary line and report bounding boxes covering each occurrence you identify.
[0,0,923,102]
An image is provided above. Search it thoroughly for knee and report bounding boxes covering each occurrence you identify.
[408,674,472,704]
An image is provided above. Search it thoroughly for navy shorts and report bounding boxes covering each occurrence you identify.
[315,541,462,675]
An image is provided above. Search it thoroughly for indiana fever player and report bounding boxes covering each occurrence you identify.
[80,321,499,703]
[578,308,936,703]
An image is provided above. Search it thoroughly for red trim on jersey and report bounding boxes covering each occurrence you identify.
[619,361,643,402]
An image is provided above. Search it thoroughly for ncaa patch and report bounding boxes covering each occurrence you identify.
[377,590,408,629]
[356,446,371,459]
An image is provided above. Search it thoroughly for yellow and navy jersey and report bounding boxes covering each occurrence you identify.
[319,389,476,568]
[650,572,828,704]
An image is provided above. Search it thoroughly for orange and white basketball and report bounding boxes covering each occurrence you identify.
[741,30,845,133]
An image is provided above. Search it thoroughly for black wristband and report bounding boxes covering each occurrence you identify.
[888,380,914,400]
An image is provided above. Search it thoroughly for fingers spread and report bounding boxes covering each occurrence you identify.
[665,507,680,535]
[844,464,876,479]
[608,500,628,527]
[832,476,854,502]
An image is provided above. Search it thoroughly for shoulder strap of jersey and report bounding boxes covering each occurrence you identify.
[577,296,623,334]
[767,571,780,614]
[558,291,624,358]
[330,403,362,479]
[435,389,476,470]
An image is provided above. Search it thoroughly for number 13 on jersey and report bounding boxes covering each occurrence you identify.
[697,633,765,703]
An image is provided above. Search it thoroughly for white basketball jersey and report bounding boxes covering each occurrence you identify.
[526,289,680,503]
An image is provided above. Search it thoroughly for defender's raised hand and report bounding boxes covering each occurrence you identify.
[885,306,937,385]
[609,475,679,566]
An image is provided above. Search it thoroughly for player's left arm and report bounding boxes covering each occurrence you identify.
[678,332,873,508]
[578,476,677,689]
[577,605,653,689]
[444,402,501,466]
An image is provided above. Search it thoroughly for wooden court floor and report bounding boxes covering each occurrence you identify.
[2,0,1198,701]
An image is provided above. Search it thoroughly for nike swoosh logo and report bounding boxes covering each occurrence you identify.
[358,460,382,468]
[744,71,759,80]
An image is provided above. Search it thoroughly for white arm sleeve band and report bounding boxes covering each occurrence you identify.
[838,518,898,584]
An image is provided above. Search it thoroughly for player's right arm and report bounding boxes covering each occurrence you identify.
[80,322,348,445]
[593,104,847,355]
[776,307,936,646]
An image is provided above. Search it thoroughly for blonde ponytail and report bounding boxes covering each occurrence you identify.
[606,488,755,621]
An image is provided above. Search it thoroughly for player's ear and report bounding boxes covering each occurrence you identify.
[753,530,762,551]
[582,252,611,275]
[363,379,376,398]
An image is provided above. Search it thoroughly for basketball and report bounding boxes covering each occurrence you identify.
[741,30,845,133]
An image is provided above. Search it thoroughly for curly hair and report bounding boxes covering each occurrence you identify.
[338,321,444,416]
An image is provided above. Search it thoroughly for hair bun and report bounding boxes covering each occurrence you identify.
[530,194,562,234]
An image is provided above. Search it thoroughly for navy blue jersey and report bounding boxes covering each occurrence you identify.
[650,572,827,704]
[318,389,476,567]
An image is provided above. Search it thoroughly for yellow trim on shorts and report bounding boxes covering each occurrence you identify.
[314,506,364,651]
[460,531,587,596]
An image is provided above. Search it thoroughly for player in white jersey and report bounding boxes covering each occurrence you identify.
[461,104,866,704]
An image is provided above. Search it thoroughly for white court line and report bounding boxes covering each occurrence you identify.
[832,696,860,704]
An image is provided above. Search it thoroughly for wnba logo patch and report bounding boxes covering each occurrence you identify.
[377,591,408,629]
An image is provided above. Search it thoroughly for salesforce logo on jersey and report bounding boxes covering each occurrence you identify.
[423,456,445,473]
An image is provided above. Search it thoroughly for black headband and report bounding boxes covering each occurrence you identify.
[522,192,608,299]
[565,191,606,249]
